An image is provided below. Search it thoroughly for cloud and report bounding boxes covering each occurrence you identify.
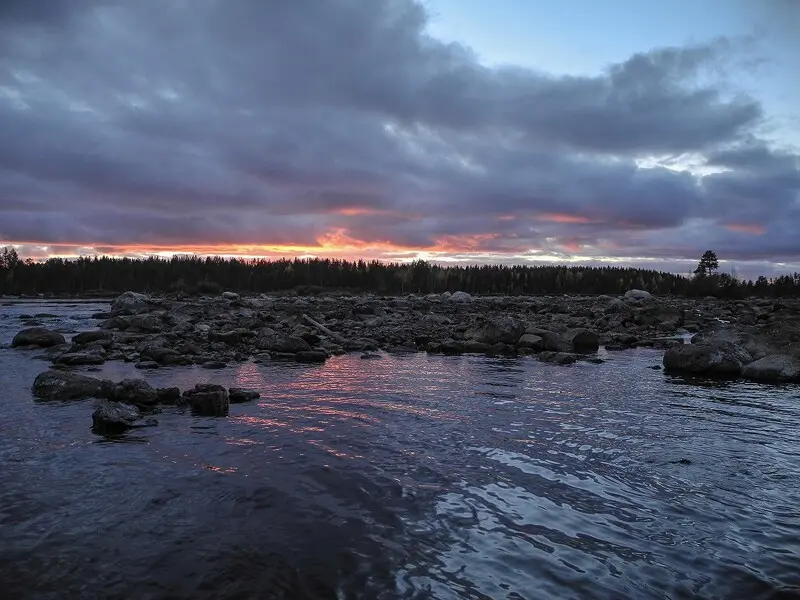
[0,0,798,272]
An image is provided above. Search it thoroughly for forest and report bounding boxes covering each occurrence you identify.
[1,247,799,298]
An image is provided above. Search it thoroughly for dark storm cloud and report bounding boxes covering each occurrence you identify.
[0,0,798,267]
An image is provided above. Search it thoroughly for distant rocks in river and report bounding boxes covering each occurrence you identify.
[625,289,652,302]
[110,291,150,314]
[12,327,66,348]
[229,387,260,403]
[183,383,230,416]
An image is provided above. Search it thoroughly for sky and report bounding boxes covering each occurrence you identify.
[0,0,798,278]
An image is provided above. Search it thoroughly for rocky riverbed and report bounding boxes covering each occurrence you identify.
[8,289,800,431]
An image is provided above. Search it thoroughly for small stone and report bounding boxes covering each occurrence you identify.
[202,360,228,369]
[295,350,328,363]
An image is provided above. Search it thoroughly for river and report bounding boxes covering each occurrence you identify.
[1,300,799,599]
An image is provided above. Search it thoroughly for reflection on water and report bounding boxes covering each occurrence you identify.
[1,302,799,599]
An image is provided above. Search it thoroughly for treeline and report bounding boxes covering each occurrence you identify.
[1,250,799,298]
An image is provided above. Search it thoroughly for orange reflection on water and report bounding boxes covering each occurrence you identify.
[307,439,363,460]
[201,464,238,474]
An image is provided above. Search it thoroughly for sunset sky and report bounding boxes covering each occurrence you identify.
[0,0,798,278]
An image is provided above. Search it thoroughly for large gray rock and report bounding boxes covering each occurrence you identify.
[448,291,473,303]
[625,289,652,302]
[108,378,158,406]
[742,355,800,383]
[469,317,526,345]
[12,327,66,348]
[32,370,110,401]
[184,384,230,416]
[92,400,157,435]
[222,291,240,301]
[111,291,150,314]
[663,342,752,377]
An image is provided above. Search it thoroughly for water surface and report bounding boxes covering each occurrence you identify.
[1,301,799,599]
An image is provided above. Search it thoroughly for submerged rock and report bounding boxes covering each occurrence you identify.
[92,400,157,435]
[32,370,110,401]
[12,327,66,348]
[537,351,578,365]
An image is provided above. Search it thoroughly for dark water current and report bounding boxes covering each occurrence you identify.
[1,300,799,599]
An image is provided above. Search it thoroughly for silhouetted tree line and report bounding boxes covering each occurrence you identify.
[1,250,799,298]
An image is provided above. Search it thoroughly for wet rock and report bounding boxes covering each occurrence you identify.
[108,378,158,406]
[32,370,110,400]
[156,387,182,403]
[360,352,382,359]
[563,328,599,353]
[257,334,311,353]
[72,330,114,346]
[295,350,328,363]
[537,351,578,365]
[461,340,492,353]
[229,387,260,403]
[663,342,752,377]
[135,360,161,370]
[201,360,227,369]
[12,327,66,348]
[742,355,800,383]
[55,350,106,366]
[222,291,240,300]
[185,384,229,416]
[111,291,150,314]
[92,400,157,435]
[516,333,545,351]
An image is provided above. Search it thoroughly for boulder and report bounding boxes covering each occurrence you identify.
[295,350,328,363]
[257,334,311,353]
[111,291,150,314]
[663,342,752,377]
[229,387,260,403]
[156,387,182,403]
[222,291,240,301]
[108,378,158,406]
[448,291,473,303]
[32,370,110,401]
[537,351,578,365]
[185,384,230,416]
[469,317,526,345]
[128,314,162,333]
[742,355,800,383]
[625,289,652,302]
[516,333,545,351]
[72,331,114,346]
[55,350,106,366]
[12,327,66,348]
[92,400,157,435]
[563,328,599,353]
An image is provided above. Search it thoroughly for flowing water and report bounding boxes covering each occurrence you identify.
[1,301,799,600]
